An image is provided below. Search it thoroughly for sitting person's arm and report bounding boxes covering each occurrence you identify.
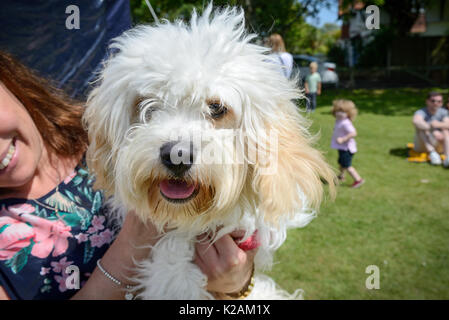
[413,113,431,131]
[430,117,449,130]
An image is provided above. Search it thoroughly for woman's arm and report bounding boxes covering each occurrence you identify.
[0,286,10,300]
[71,212,159,299]
[72,213,255,300]
[0,213,254,300]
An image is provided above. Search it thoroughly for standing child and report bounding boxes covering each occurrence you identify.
[305,61,321,112]
[331,99,365,188]
[267,33,293,79]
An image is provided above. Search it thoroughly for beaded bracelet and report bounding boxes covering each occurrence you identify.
[97,259,135,300]
[225,265,255,299]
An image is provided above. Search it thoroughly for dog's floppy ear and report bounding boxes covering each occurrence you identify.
[83,71,137,196]
[251,100,336,225]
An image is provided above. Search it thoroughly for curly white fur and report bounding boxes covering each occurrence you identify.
[84,3,335,300]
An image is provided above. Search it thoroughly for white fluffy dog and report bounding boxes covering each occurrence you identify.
[84,4,335,299]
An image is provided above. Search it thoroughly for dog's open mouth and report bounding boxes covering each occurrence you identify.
[160,179,199,203]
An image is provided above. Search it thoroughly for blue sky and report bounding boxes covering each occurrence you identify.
[305,1,342,28]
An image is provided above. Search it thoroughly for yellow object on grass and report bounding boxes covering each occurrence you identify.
[407,143,446,163]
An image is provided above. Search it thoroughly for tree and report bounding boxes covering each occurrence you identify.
[130,0,335,53]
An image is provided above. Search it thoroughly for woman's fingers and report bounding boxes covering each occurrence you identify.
[213,234,246,268]
[193,231,258,296]
[194,233,219,276]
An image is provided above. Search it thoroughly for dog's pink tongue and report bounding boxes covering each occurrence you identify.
[160,179,195,199]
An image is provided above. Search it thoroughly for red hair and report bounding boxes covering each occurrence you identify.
[0,50,87,159]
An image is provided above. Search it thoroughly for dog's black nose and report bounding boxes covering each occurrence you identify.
[160,141,194,176]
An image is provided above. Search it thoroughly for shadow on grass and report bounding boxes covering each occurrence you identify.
[389,147,409,158]
[316,87,449,117]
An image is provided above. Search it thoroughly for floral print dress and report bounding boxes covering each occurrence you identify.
[0,163,118,299]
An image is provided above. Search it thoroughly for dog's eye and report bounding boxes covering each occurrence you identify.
[138,99,159,123]
[208,102,227,119]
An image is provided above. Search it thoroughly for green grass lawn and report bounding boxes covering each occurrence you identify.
[268,87,449,299]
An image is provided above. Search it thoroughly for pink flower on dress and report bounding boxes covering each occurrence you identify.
[40,267,51,276]
[89,234,104,248]
[99,229,113,244]
[87,227,96,234]
[90,228,114,248]
[0,214,35,260]
[63,170,77,184]
[31,218,72,258]
[87,215,105,234]
[91,215,105,232]
[75,233,89,244]
[1,204,73,260]
[54,274,69,292]
[50,257,73,273]
[6,203,36,215]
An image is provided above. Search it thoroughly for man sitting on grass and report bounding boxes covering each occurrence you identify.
[412,91,449,168]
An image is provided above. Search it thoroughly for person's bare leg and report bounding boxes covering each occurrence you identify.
[338,166,346,181]
[347,166,362,182]
[417,129,436,153]
[441,129,449,158]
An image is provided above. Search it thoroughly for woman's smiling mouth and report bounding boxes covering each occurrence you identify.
[0,138,17,171]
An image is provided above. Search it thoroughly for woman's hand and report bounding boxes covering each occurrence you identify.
[193,230,259,298]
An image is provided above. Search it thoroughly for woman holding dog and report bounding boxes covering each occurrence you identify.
[0,51,256,300]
